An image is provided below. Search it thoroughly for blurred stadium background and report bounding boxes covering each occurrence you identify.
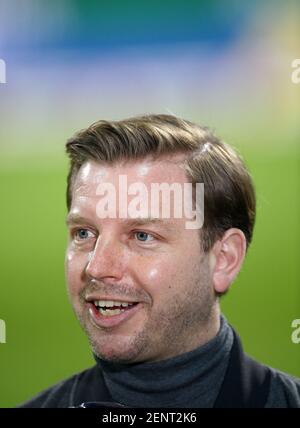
[0,0,299,407]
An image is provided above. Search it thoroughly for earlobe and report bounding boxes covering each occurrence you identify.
[212,229,246,294]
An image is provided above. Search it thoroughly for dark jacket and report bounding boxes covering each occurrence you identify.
[18,329,300,408]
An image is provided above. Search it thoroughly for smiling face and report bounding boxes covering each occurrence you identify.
[65,155,220,364]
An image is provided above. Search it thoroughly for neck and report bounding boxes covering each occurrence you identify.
[95,313,233,408]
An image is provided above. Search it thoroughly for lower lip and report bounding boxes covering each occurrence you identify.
[87,302,142,328]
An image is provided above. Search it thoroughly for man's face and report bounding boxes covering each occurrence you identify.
[65,156,217,364]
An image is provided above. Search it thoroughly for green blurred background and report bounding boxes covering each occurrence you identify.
[0,0,299,407]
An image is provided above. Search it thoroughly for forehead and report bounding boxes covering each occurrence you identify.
[72,155,188,197]
[68,155,196,227]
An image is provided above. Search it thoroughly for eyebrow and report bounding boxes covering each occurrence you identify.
[120,217,176,230]
[66,214,92,226]
[65,213,176,230]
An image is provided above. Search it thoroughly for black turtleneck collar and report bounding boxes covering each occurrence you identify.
[94,314,234,408]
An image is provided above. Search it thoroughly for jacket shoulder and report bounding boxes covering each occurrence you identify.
[265,367,300,408]
[17,365,98,408]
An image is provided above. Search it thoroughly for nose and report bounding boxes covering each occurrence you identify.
[85,234,126,281]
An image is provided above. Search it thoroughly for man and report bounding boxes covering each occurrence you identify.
[20,114,300,408]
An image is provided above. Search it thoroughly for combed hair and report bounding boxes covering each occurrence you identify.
[66,114,256,252]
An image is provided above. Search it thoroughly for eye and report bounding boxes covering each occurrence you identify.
[134,231,155,242]
[73,228,95,241]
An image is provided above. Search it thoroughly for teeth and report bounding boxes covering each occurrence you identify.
[99,308,125,317]
[94,300,135,308]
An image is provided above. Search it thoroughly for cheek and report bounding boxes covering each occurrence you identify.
[148,268,159,280]
[131,256,176,295]
[130,242,201,297]
[65,249,88,295]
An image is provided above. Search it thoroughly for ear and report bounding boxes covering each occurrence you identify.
[210,228,247,294]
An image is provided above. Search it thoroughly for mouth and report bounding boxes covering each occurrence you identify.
[93,300,139,316]
[86,298,142,328]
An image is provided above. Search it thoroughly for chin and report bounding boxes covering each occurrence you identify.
[88,335,144,364]
[79,312,153,363]
[92,344,141,364]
